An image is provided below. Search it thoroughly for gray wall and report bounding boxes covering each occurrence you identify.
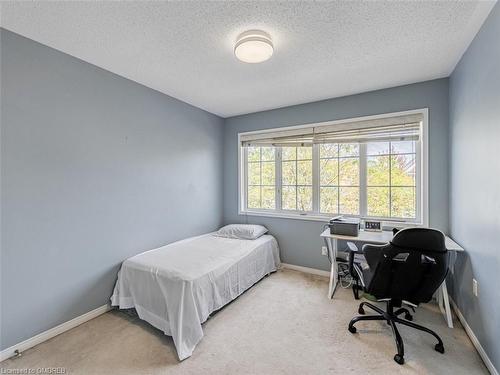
[223,78,450,271]
[449,3,500,371]
[0,29,224,350]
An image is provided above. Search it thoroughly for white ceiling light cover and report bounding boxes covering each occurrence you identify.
[234,30,273,63]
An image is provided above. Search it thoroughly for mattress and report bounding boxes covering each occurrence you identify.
[110,233,280,360]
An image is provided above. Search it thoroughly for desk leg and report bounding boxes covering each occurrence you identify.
[439,281,453,328]
[437,285,444,313]
[327,238,338,299]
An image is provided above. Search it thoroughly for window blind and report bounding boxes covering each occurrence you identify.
[241,114,422,147]
[240,127,314,147]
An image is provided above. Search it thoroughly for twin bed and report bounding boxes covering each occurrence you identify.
[111,225,280,360]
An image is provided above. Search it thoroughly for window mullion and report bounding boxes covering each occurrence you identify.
[389,142,392,218]
[244,147,248,211]
[312,144,320,214]
[276,147,282,212]
[295,151,298,211]
[359,143,367,218]
[259,148,263,207]
[416,140,421,223]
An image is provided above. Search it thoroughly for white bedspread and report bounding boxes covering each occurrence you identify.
[110,233,280,360]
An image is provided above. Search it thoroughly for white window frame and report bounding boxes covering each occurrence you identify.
[238,108,429,227]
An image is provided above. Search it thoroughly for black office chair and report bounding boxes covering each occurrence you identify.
[347,228,403,300]
[346,242,365,299]
[347,228,449,365]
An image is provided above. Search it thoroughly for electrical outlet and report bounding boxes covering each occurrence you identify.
[472,279,478,297]
[321,246,328,256]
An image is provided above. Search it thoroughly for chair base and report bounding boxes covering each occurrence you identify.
[348,300,444,365]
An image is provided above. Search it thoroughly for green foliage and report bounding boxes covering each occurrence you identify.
[368,156,390,185]
[367,187,389,217]
[247,147,276,209]
[297,161,312,185]
[261,162,275,185]
[339,158,359,185]
[320,187,338,213]
[391,187,415,218]
[282,161,296,185]
[297,186,313,211]
[281,147,313,211]
[282,147,296,161]
[261,147,275,161]
[366,142,416,218]
[297,147,312,160]
[320,159,338,186]
[320,144,338,158]
[247,147,260,162]
[248,162,260,185]
[390,154,415,186]
[247,186,260,209]
[339,187,359,215]
[320,143,359,214]
[261,187,275,209]
[282,186,295,210]
[339,143,359,157]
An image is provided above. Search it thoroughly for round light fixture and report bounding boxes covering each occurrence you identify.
[234,30,273,63]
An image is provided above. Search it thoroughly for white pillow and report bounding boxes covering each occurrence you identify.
[215,224,268,240]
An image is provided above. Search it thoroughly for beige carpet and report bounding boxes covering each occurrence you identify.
[1,269,487,374]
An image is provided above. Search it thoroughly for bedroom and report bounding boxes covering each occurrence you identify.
[1,1,499,374]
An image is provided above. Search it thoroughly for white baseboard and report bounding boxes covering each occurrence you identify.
[0,304,112,362]
[281,263,330,278]
[450,299,498,375]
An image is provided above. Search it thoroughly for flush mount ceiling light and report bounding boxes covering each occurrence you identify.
[234,30,273,63]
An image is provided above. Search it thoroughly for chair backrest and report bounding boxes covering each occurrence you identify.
[364,228,448,304]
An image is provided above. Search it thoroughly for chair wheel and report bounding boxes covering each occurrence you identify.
[435,343,445,354]
[348,326,357,334]
[358,306,365,315]
[394,354,405,365]
[404,313,413,321]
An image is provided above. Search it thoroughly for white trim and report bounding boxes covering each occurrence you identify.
[245,210,330,222]
[312,144,320,213]
[421,108,430,226]
[238,132,243,214]
[0,304,111,362]
[450,299,499,375]
[281,263,330,278]
[238,108,429,226]
[241,210,422,226]
[359,143,368,219]
[241,209,423,229]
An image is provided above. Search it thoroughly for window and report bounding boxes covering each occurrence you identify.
[282,147,313,211]
[247,147,276,210]
[239,110,427,225]
[320,143,360,215]
[366,141,417,219]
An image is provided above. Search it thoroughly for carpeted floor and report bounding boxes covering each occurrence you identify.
[1,269,487,374]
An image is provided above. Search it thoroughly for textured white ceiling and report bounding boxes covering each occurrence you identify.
[0,1,496,117]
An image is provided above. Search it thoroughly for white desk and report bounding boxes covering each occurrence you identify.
[320,228,464,328]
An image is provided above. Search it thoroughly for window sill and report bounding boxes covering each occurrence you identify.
[240,210,330,223]
[238,209,423,228]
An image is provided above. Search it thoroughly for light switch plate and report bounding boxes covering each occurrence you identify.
[472,279,478,297]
